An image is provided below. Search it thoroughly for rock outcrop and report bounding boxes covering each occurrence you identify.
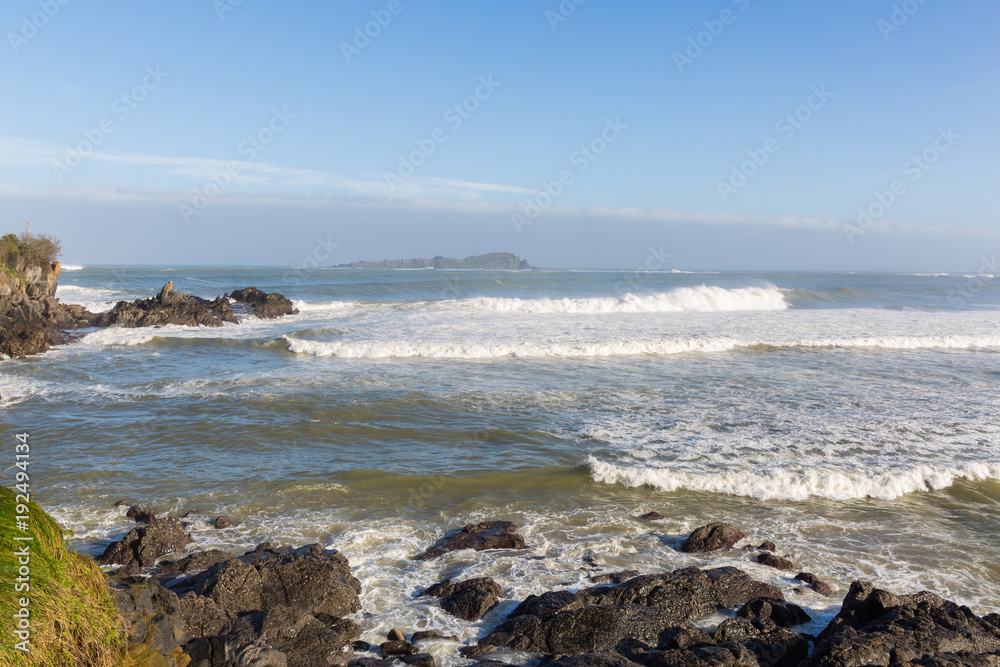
[681,522,746,553]
[473,566,783,655]
[422,577,504,621]
[416,521,528,560]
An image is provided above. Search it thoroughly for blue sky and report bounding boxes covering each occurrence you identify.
[1,0,997,269]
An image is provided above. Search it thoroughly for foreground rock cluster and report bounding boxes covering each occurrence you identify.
[0,276,298,359]
[92,515,1000,667]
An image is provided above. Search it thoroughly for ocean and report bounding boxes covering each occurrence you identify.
[3,266,1000,662]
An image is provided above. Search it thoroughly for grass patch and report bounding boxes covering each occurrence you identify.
[0,486,125,666]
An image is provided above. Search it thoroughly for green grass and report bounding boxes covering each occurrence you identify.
[0,486,125,666]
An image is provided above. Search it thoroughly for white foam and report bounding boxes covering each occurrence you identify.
[55,284,124,313]
[588,457,1000,501]
[60,264,85,271]
[80,327,160,347]
[450,286,788,314]
[292,299,360,312]
[283,333,1000,360]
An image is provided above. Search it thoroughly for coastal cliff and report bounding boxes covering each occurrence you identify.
[335,252,536,270]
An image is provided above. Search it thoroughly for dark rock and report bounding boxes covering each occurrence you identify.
[639,512,665,521]
[256,544,362,617]
[114,499,129,507]
[176,593,231,639]
[757,554,794,571]
[411,630,458,643]
[212,515,232,529]
[737,598,811,628]
[470,661,521,667]
[422,577,504,621]
[98,517,192,568]
[97,281,239,328]
[353,640,372,652]
[985,613,999,629]
[416,520,528,560]
[355,659,392,667]
[657,625,715,650]
[183,635,227,667]
[590,571,641,585]
[126,504,153,522]
[681,523,746,553]
[229,287,299,319]
[156,549,234,575]
[400,653,436,667]
[477,567,782,655]
[794,573,833,597]
[758,541,777,553]
[387,629,405,641]
[540,653,644,667]
[808,580,1000,667]
[713,616,810,667]
[461,644,498,659]
[380,640,419,656]
[108,578,187,655]
[228,605,354,667]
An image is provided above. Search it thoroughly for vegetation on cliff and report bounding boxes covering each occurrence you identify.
[0,232,61,288]
[0,486,125,666]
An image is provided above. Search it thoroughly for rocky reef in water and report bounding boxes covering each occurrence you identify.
[0,276,299,361]
[82,509,1000,667]
[335,253,536,270]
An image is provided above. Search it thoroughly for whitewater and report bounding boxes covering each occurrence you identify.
[4,267,1000,660]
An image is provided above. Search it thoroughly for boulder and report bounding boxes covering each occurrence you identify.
[757,554,794,571]
[157,549,235,575]
[229,287,299,319]
[212,515,233,529]
[228,605,355,667]
[736,598,810,628]
[808,581,1000,667]
[98,281,239,328]
[681,523,746,553]
[416,520,527,560]
[638,512,664,521]
[476,567,782,655]
[108,577,187,656]
[712,616,810,667]
[98,517,192,568]
[380,640,419,656]
[794,573,833,597]
[422,577,504,621]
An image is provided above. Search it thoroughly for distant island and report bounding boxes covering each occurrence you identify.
[334,252,536,270]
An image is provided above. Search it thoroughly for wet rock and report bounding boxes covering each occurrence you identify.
[98,517,192,568]
[638,512,664,521]
[193,559,264,614]
[228,605,355,667]
[540,653,644,667]
[380,640,419,656]
[470,661,521,667]
[126,504,155,523]
[229,287,299,319]
[387,629,405,641]
[681,523,746,553]
[794,573,833,597]
[114,499,130,507]
[422,577,503,621]
[808,580,1000,667]
[757,554,794,571]
[352,640,372,652]
[411,630,458,643]
[176,593,231,639]
[713,617,810,667]
[416,520,528,560]
[256,544,362,617]
[183,635,228,666]
[657,625,716,650]
[757,541,777,553]
[399,653,436,667]
[477,567,782,655]
[736,598,811,628]
[212,515,233,529]
[590,571,641,585]
[157,549,235,575]
[97,281,239,328]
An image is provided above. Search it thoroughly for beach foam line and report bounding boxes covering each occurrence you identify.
[587,456,1000,501]
[282,334,1000,360]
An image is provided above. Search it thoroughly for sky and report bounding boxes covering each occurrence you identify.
[1,0,998,271]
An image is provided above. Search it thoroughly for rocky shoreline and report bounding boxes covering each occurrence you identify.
[89,508,1000,667]
[0,262,298,360]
